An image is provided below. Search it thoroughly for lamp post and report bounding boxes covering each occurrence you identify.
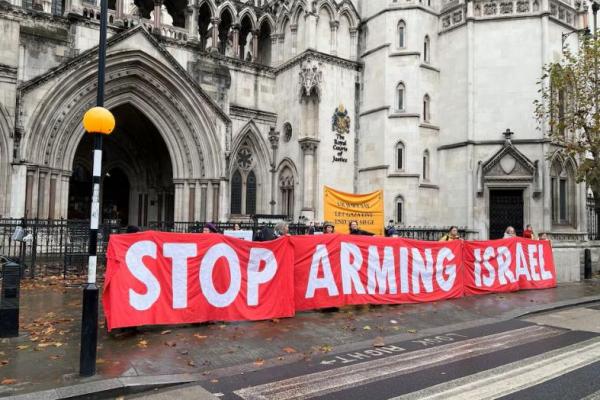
[79,0,115,375]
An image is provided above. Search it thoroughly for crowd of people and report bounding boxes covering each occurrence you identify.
[123,220,550,242]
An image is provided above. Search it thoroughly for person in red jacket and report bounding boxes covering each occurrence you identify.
[523,224,535,239]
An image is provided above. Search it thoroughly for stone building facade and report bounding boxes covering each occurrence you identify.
[0,0,591,238]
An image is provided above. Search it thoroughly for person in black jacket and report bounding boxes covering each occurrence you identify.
[349,220,375,236]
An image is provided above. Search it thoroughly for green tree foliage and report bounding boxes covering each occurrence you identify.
[534,32,600,196]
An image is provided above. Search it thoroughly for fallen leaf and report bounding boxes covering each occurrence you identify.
[115,396,125,400]
[319,344,333,353]
[16,345,30,350]
[164,341,177,347]
[254,358,265,366]
[187,360,196,367]
[271,319,280,323]
[96,358,107,364]
[137,340,148,348]
[282,347,297,354]
[193,334,208,340]
[0,360,8,366]
[179,350,189,355]
[363,325,371,331]
[407,329,417,334]
[278,356,284,360]
[161,330,172,335]
[1,378,17,385]
[37,342,63,348]
[373,336,385,347]
[390,320,398,324]
[210,379,219,383]
[49,355,62,360]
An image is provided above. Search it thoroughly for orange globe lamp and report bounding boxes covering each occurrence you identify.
[82,106,115,135]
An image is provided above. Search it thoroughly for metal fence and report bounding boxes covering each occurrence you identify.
[0,219,478,278]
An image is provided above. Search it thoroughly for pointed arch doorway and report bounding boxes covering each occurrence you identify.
[68,104,175,227]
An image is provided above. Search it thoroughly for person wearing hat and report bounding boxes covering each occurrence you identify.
[323,222,335,234]
[203,223,220,234]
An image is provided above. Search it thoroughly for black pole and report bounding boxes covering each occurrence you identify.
[79,0,108,377]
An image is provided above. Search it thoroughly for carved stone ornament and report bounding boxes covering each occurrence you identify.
[331,104,351,135]
[299,57,323,100]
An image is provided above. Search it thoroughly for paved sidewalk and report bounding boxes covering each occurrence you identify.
[1,277,600,399]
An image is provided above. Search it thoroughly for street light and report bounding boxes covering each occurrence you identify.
[561,28,591,48]
[79,0,114,377]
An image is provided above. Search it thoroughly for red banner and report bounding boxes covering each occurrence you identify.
[102,233,556,330]
[462,238,556,295]
[293,235,463,310]
[103,232,295,330]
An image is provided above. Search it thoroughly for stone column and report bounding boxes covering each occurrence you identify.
[186,6,199,42]
[211,181,219,221]
[305,13,317,49]
[153,0,162,31]
[37,169,49,219]
[188,183,196,221]
[278,34,285,63]
[268,127,280,214]
[330,21,339,56]
[219,179,228,221]
[252,29,259,61]
[349,28,358,60]
[48,174,57,220]
[200,182,208,221]
[25,169,35,218]
[210,17,220,52]
[174,181,184,221]
[59,174,70,219]
[270,34,278,66]
[290,24,298,56]
[115,0,124,21]
[299,138,319,218]
[232,24,240,58]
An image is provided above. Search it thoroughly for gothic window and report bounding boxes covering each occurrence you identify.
[395,142,405,171]
[397,21,406,48]
[230,170,242,214]
[246,170,257,215]
[422,150,430,181]
[395,196,404,224]
[423,94,431,122]
[551,159,577,226]
[279,166,295,218]
[283,122,293,142]
[230,144,260,216]
[423,35,431,63]
[396,82,406,112]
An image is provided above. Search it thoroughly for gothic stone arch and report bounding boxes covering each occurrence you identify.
[16,27,229,220]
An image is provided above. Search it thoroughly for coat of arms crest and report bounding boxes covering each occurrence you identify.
[332,104,351,134]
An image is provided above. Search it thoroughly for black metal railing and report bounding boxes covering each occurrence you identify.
[0,219,479,278]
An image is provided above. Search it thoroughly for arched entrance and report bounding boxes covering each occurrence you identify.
[68,104,174,226]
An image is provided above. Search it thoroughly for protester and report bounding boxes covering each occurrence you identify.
[307,221,315,235]
[323,221,335,234]
[523,224,535,239]
[503,226,516,238]
[539,232,549,240]
[384,220,397,237]
[274,221,290,237]
[203,223,220,234]
[126,225,140,233]
[233,223,241,231]
[349,220,374,236]
[439,226,460,241]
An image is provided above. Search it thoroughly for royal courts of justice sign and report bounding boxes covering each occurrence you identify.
[323,186,384,235]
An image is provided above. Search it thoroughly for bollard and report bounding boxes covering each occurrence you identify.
[584,248,592,280]
[0,261,21,337]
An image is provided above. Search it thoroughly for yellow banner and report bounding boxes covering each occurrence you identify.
[323,186,384,235]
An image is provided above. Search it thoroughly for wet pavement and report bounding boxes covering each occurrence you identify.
[1,278,600,398]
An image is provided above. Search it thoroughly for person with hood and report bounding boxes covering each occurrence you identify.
[203,223,220,234]
[349,220,374,236]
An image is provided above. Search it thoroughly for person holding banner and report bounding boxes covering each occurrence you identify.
[323,222,335,234]
[439,226,460,241]
[504,226,516,238]
[274,221,290,237]
[349,220,375,236]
